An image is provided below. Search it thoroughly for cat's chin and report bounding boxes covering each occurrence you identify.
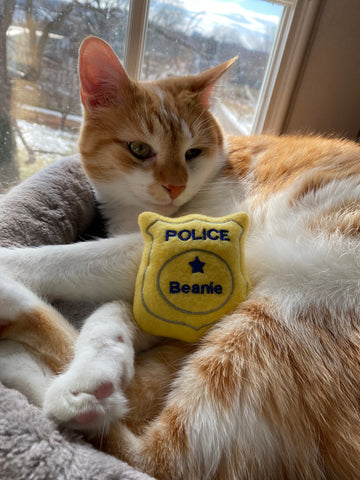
[147,202,180,216]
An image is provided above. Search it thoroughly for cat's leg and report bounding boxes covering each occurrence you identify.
[0,273,77,409]
[0,274,77,373]
[0,234,143,304]
[0,339,53,407]
[105,300,335,480]
[0,234,143,410]
[124,340,194,436]
[43,300,159,434]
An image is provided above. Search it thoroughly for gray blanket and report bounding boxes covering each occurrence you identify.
[0,156,155,480]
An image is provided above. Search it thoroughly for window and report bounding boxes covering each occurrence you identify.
[0,0,320,192]
[141,0,284,135]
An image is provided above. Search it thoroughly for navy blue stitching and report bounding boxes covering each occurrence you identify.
[139,217,248,331]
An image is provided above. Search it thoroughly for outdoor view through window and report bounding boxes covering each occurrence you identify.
[0,0,284,192]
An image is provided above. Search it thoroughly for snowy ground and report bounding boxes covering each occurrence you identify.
[16,119,79,158]
[14,120,79,184]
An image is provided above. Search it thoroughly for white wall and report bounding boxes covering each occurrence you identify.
[282,0,360,140]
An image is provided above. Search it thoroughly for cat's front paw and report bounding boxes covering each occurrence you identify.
[44,359,132,434]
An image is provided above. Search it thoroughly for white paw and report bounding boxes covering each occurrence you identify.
[44,368,129,434]
[43,348,134,434]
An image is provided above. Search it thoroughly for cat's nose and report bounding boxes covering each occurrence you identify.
[163,184,186,200]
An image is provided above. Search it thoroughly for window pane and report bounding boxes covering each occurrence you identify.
[143,0,284,135]
[1,0,129,192]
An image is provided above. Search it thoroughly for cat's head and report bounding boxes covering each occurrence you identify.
[78,36,236,214]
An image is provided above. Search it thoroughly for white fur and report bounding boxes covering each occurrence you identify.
[2,169,360,382]
[0,274,44,322]
[1,138,360,452]
[0,234,143,302]
[0,339,53,406]
[43,301,135,432]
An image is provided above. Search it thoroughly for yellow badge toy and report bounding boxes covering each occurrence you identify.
[133,212,251,343]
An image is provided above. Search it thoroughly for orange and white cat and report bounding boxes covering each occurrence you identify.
[1,36,360,479]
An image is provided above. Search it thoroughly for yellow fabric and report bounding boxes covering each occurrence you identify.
[133,212,251,343]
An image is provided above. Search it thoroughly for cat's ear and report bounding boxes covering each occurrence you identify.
[192,57,238,106]
[79,36,131,110]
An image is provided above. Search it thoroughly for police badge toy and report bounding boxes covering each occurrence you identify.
[133,211,251,343]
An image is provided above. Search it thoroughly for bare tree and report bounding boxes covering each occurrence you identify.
[23,0,76,82]
[0,0,19,183]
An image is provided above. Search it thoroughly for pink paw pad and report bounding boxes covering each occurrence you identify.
[94,381,114,400]
[75,410,99,424]
[73,382,114,425]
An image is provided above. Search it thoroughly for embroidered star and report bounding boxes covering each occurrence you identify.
[189,256,206,273]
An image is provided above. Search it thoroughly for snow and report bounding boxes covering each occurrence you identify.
[16,104,82,124]
[16,120,78,156]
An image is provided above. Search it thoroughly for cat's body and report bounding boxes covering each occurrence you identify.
[1,36,360,479]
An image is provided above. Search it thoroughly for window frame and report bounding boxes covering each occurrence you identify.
[252,0,322,134]
[124,0,150,78]
[123,0,322,135]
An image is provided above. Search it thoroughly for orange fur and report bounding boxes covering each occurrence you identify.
[308,200,360,237]
[3,131,360,479]
[113,300,360,479]
[3,36,360,480]
[79,80,224,188]
[124,340,194,435]
[226,134,360,200]
[1,305,77,373]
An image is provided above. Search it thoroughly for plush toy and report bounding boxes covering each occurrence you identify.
[133,211,251,343]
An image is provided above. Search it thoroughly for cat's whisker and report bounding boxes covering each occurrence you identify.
[98,419,106,449]
[192,116,213,134]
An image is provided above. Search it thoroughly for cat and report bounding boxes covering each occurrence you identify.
[1,35,360,479]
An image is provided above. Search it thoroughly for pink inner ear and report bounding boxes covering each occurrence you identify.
[79,37,130,110]
[199,84,216,107]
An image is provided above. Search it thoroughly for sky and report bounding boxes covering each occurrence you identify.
[156,0,285,47]
[181,0,283,21]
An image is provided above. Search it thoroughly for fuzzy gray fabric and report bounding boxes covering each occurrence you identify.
[0,155,96,248]
[0,384,154,480]
[0,156,155,480]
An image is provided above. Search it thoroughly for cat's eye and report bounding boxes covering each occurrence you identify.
[128,141,153,160]
[185,148,202,161]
